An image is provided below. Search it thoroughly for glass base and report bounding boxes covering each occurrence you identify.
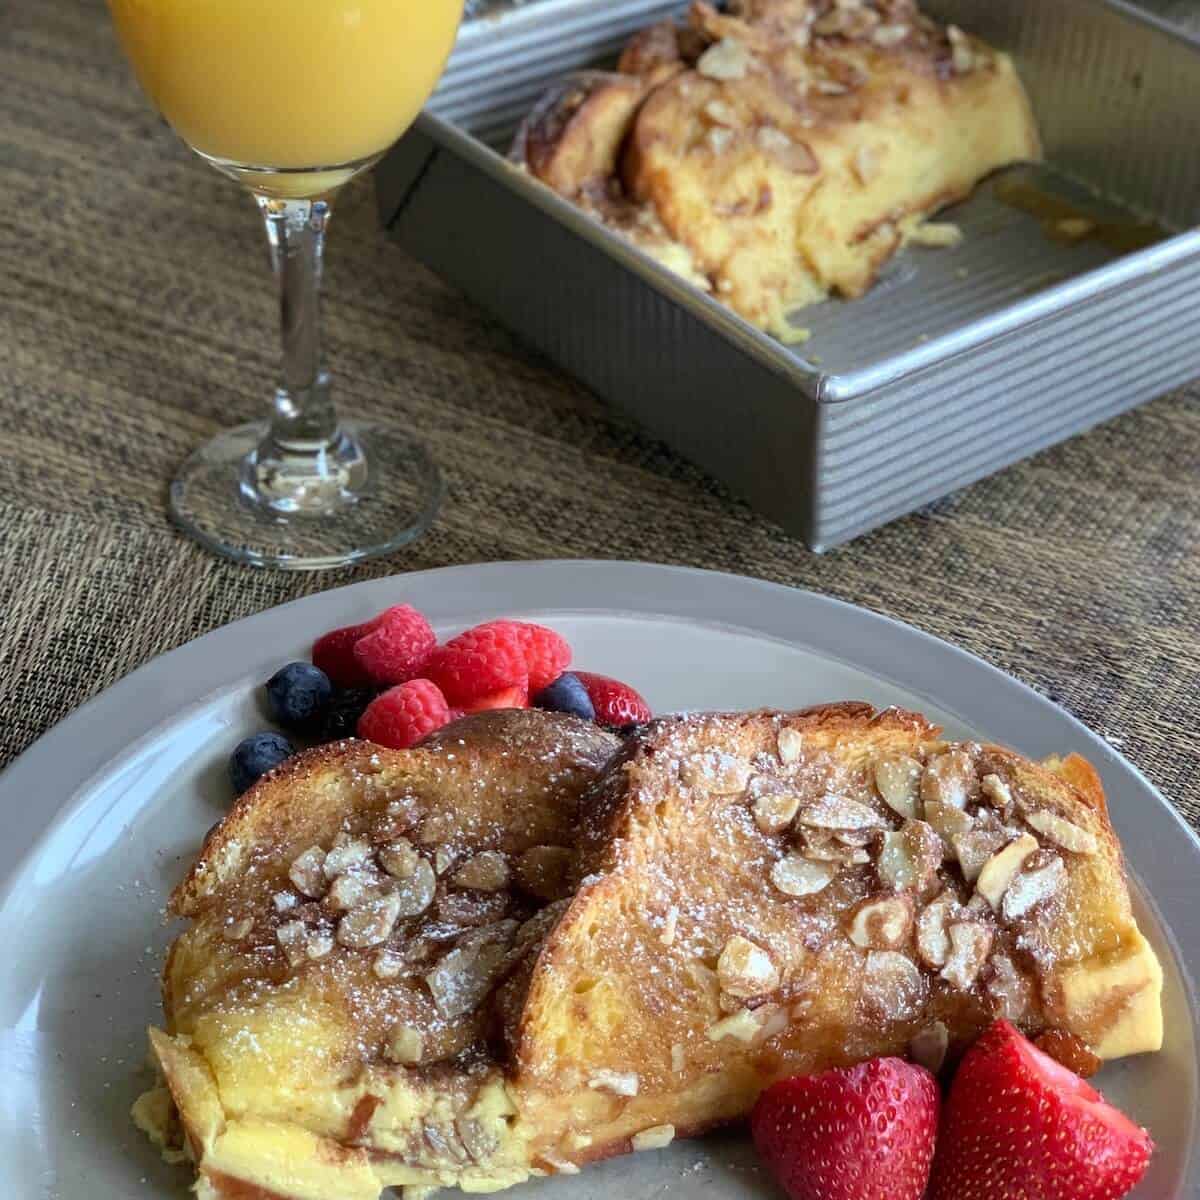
[169,419,443,570]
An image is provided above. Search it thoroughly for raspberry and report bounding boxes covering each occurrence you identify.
[511,623,572,692]
[351,605,437,686]
[424,622,530,705]
[460,684,529,713]
[356,679,450,749]
[574,672,651,727]
[313,618,380,688]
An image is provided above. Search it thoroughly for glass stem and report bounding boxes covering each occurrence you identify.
[258,194,337,447]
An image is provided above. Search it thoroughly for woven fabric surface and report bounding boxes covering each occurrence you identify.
[0,0,1197,834]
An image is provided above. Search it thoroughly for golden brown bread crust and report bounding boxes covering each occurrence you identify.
[514,0,1041,337]
[142,704,1160,1198]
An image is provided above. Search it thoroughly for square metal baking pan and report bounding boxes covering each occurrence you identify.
[378,0,1200,550]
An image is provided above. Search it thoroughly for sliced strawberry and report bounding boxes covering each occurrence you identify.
[573,671,651,727]
[459,685,529,713]
[751,1057,939,1200]
[929,1020,1153,1200]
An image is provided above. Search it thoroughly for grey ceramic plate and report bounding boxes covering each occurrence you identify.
[0,560,1195,1198]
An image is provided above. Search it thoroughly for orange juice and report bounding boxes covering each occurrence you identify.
[108,0,464,171]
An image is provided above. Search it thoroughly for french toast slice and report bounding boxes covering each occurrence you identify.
[137,705,1162,1197]
[135,711,622,1198]
[514,0,1041,338]
[513,704,1161,1167]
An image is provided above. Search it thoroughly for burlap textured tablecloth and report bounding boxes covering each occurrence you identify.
[0,0,1197,832]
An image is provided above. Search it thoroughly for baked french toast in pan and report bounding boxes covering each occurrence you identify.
[513,0,1041,339]
[137,705,1161,1198]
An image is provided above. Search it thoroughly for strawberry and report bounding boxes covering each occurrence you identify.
[424,622,530,705]
[573,671,651,727]
[356,679,450,749]
[460,684,529,713]
[751,1057,938,1200]
[929,1020,1152,1200]
[351,605,437,686]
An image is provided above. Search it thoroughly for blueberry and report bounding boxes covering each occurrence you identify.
[532,672,596,721]
[230,732,295,794]
[313,687,380,742]
[265,662,334,730]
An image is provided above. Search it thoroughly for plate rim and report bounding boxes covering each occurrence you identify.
[1,557,1196,1190]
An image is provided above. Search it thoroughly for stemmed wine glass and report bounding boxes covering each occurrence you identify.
[106,0,465,568]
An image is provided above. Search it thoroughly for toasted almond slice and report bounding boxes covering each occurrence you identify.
[798,795,888,831]
[670,1042,686,1074]
[706,1008,763,1043]
[452,851,511,892]
[697,37,750,81]
[921,750,975,810]
[980,773,1014,811]
[393,857,437,918]
[276,919,309,967]
[323,837,372,879]
[288,847,328,898]
[952,828,1009,885]
[718,935,780,999]
[916,892,956,968]
[879,820,942,892]
[940,922,993,990]
[632,1125,676,1152]
[515,844,573,901]
[379,838,420,880]
[976,834,1039,910]
[777,727,804,763]
[387,1025,425,1065]
[925,801,973,851]
[753,791,803,835]
[874,756,923,820]
[1025,810,1098,855]
[1002,856,1066,920]
[772,854,837,897]
[588,1070,639,1096]
[337,892,403,949]
[987,951,1036,1022]
[848,895,913,950]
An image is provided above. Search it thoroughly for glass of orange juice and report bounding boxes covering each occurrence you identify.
[107,0,465,568]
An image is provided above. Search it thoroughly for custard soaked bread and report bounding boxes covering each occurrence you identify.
[515,0,1041,338]
[137,705,1161,1197]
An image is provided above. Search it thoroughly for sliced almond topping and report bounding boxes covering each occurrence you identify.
[980,773,1014,811]
[916,892,956,968]
[925,801,973,851]
[718,934,780,998]
[987,951,1036,1022]
[976,833,1038,910]
[337,892,403,949]
[947,24,975,73]
[660,905,679,947]
[588,1069,639,1096]
[874,756,923,820]
[305,930,334,960]
[272,891,298,913]
[223,916,252,941]
[631,1125,676,1152]
[772,854,837,897]
[756,126,819,174]
[706,1008,763,1043]
[862,950,926,1019]
[323,837,372,879]
[703,99,737,127]
[853,145,880,185]
[776,727,804,763]
[940,922,993,990]
[835,828,873,848]
[1025,810,1098,855]
[288,847,328,898]
[799,831,868,864]
[276,919,309,967]
[879,820,942,892]
[1002,856,1066,921]
[387,1025,425,1066]
[373,949,404,980]
[379,838,420,879]
[848,895,913,949]
[798,795,888,831]
[393,857,437,918]
[327,872,376,912]
[873,22,910,47]
[434,846,457,875]
[910,1021,949,1073]
[451,851,511,892]
[952,828,1009,885]
[921,750,976,810]
[515,845,573,900]
[424,925,516,1018]
[753,791,803,835]
[697,37,750,81]
[670,1043,686,1074]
